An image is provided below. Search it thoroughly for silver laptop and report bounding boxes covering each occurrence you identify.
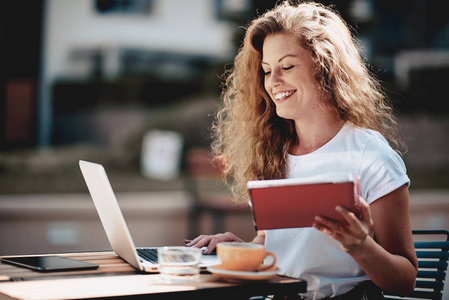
[79,160,219,273]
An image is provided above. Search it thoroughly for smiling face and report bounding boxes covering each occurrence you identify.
[262,33,323,122]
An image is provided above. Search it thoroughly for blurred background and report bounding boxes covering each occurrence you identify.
[0,0,448,268]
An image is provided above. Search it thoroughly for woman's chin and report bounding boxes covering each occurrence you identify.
[275,109,294,120]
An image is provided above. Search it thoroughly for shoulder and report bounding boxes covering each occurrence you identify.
[343,123,409,203]
[342,123,396,158]
[344,123,388,146]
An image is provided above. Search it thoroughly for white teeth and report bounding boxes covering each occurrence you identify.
[275,91,294,100]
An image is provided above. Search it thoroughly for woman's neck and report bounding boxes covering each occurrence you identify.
[290,112,345,156]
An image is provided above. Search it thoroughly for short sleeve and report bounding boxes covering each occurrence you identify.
[359,134,410,204]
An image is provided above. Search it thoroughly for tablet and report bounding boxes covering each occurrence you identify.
[247,173,360,230]
[1,255,99,272]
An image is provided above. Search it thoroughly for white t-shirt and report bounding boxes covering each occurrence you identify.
[264,122,410,299]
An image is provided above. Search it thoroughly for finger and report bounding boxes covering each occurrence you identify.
[358,197,372,223]
[186,236,201,246]
[313,222,344,241]
[336,205,360,227]
[202,246,214,255]
[206,233,232,252]
[314,215,345,233]
[313,222,328,233]
[188,235,209,247]
[192,237,214,249]
[335,205,373,242]
[206,239,220,254]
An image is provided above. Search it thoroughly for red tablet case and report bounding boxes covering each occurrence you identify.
[248,174,360,230]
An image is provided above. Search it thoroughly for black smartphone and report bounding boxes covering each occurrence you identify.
[0,255,99,272]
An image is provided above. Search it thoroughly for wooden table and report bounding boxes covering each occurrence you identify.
[0,251,306,300]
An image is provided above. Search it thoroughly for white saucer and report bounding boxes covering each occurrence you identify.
[207,264,279,281]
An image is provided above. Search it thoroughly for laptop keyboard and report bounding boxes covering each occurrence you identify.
[137,248,158,263]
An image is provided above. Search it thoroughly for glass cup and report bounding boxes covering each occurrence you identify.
[158,246,203,283]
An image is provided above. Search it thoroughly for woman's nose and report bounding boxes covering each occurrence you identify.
[268,70,282,87]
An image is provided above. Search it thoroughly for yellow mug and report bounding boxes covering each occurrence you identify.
[216,242,276,272]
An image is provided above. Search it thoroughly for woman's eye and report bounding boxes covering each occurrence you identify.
[283,66,294,71]
[263,70,271,76]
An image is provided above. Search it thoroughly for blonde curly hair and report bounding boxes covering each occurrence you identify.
[212,1,402,203]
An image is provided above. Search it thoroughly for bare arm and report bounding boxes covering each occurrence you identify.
[314,184,418,295]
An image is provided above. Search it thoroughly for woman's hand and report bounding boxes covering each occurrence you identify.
[313,196,374,253]
[315,186,417,295]
[184,232,244,254]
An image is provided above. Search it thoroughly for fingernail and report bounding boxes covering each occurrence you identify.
[315,216,323,222]
[336,206,344,212]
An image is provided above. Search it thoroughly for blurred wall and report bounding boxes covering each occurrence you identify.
[39,0,246,147]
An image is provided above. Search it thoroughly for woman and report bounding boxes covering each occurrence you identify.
[187,1,417,299]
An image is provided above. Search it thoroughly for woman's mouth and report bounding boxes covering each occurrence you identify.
[274,90,296,102]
